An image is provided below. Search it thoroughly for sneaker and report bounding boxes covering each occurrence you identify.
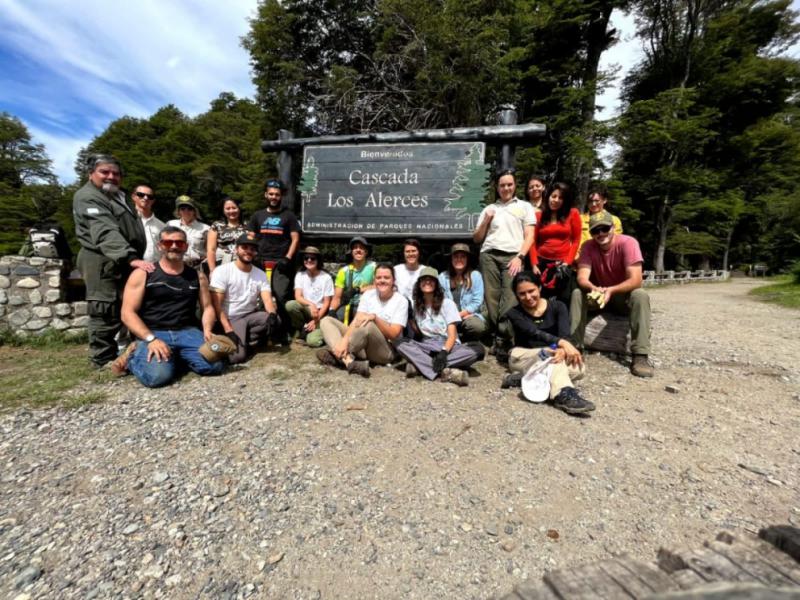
[553,387,595,415]
[442,367,469,387]
[347,359,370,378]
[405,362,419,378]
[316,348,338,367]
[630,354,654,378]
[501,372,523,389]
[110,342,136,377]
[495,346,509,366]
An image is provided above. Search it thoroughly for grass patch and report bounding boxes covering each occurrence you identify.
[0,333,108,411]
[749,275,800,309]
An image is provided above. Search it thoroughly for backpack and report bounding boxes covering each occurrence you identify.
[27,224,71,260]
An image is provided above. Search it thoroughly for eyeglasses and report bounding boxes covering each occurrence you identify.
[590,225,612,235]
[160,239,188,249]
[134,191,154,199]
[303,255,318,262]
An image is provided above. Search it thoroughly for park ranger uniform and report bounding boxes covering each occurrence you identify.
[73,181,147,367]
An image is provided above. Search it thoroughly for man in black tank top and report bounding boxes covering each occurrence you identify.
[118,226,224,387]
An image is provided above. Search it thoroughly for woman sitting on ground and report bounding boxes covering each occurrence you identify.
[285,246,334,348]
[330,236,376,324]
[317,263,407,377]
[206,196,247,273]
[438,243,486,342]
[394,267,484,386]
[503,271,594,415]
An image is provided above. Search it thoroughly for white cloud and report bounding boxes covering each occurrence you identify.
[1,0,258,183]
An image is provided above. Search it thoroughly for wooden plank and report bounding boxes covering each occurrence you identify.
[645,581,800,599]
[598,557,681,596]
[705,539,800,586]
[584,313,631,354]
[719,532,800,583]
[543,561,636,599]
[670,568,711,590]
[657,546,760,584]
[512,580,560,600]
[760,526,800,563]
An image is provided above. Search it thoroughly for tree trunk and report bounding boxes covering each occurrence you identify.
[654,197,672,273]
[722,225,734,271]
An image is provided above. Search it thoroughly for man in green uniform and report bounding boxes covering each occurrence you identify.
[72,155,152,367]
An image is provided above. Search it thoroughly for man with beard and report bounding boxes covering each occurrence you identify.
[209,234,279,364]
[72,154,152,368]
[248,178,300,341]
[117,226,224,387]
[570,210,653,378]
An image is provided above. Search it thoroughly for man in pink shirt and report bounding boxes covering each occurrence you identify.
[570,211,653,377]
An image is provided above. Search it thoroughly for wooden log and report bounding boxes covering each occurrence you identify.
[543,561,640,599]
[704,540,800,587]
[584,313,631,354]
[657,546,761,584]
[718,532,800,583]
[597,557,682,596]
[505,580,561,600]
[759,526,800,563]
[645,581,800,599]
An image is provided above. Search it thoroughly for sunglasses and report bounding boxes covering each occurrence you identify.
[134,191,154,200]
[160,239,188,249]
[303,255,318,262]
[591,225,612,235]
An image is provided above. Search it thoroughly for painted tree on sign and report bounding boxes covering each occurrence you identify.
[444,143,490,226]
[297,156,318,204]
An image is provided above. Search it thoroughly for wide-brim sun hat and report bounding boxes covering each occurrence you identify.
[174,195,202,220]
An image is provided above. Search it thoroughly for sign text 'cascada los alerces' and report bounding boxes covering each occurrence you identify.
[297,142,490,238]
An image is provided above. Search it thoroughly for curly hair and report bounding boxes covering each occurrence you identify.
[412,276,443,316]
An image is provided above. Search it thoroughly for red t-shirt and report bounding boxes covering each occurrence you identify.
[530,208,582,265]
[578,234,643,287]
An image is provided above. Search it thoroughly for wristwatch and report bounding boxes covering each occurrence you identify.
[144,334,156,343]
[517,253,525,260]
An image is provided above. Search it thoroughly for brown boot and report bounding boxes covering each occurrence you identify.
[110,342,136,376]
[630,354,654,378]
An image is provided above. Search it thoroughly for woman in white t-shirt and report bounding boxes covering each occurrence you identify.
[394,267,484,386]
[285,246,334,348]
[393,238,426,301]
[317,263,408,377]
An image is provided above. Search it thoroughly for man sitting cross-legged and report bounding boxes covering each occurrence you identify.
[116,226,224,387]
[570,210,654,377]
[209,233,278,364]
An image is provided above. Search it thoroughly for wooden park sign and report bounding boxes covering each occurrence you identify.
[297,142,491,238]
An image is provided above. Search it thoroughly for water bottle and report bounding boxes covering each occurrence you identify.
[538,343,557,361]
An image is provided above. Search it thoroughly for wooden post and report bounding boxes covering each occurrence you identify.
[497,105,518,173]
[278,129,294,210]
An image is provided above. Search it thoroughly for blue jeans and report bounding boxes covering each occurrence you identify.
[128,328,224,388]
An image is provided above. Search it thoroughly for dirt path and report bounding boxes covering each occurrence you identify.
[1,278,798,599]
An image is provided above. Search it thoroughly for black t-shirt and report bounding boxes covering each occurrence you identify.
[505,300,571,348]
[140,263,200,330]
[248,208,301,262]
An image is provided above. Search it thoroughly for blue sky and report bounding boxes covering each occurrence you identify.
[1,1,797,184]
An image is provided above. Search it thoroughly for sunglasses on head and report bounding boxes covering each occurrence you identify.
[591,225,612,235]
[160,239,188,249]
[134,191,154,200]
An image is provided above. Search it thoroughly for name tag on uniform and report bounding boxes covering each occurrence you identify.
[86,207,100,215]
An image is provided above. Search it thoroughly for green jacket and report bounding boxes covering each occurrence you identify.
[73,181,147,302]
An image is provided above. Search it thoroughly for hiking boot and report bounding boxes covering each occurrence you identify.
[316,348,338,367]
[405,362,419,378]
[553,387,595,415]
[110,342,136,376]
[630,354,654,378]
[347,359,371,378]
[501,372,523,389]
[495,346,509,366]
[442,367,469,387]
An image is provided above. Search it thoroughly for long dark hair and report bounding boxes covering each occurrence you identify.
[412,275,443,315]
[220,196,244,225]
[447,255,473,290]
[512,271,542,294]
[540,181,574,223]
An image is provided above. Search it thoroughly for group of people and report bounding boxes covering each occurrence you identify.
[73,155,653,416]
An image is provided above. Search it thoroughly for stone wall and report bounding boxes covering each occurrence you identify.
[0,256,87,337]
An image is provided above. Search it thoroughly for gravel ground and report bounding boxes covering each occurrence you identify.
[1,278,798,600]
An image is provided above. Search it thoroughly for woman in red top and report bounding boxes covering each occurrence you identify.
[529,182,582,305]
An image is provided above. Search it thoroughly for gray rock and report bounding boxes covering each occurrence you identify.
[32,306,52,319]
[14,565,42,588]
[45,290,61,303]
[664,385,680,394]
[25,319,48,331]
[48,276,61,288]
[0,274,9,288]
[13,265,40,276]
[0,289,6,304]
[122,523,139,535]
[28,290,42,305]
[28,257,46,266]
[72,301,88,316]
[8,308,31,328]
[152,471,170,484]
[9,294,25,306]
[54,303,71,316]
[16,277,41,288]
[0,265,9,275]
[51,317,70,331]
[485,523,498,536]
[71,316,90,328]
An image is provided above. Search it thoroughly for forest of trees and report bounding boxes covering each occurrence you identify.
[1,0,798,272]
